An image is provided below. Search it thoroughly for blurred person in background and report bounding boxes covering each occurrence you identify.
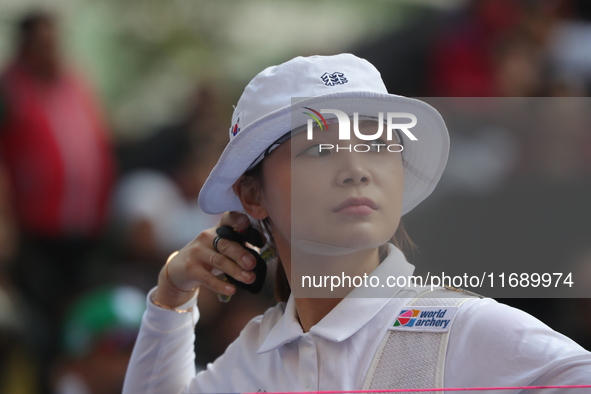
[112,144,223,293]
[112,86,226,290]
[0,10,116,393]
[428,0,564,97]
[52,286,145,394]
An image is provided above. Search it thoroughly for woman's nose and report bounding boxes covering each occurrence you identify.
[336,153,372,186]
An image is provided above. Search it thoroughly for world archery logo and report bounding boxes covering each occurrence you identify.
[302,107,329,131]
[393,309,420,327]
[391,307,456,331]
[321,72,348,86]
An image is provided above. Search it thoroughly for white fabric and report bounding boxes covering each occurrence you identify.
[123,244,591,393]
[198,54,449,217]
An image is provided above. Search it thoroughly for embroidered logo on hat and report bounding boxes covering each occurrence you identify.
[231,115,241,137]
[321,72,348,86]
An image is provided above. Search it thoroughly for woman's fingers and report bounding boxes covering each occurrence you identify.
[215,236,256,270]
[166,240,254,298]
[202,247,256,285]
[192,264,237,296]
[156,212,260,304]
[196,231,255,271]
[219,211,251,229]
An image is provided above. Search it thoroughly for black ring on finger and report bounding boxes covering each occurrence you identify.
[213,236,222,253]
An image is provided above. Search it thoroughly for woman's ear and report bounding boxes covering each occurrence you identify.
[232,176,268,220]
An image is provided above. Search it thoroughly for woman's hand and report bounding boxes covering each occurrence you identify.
[153,212,258,308]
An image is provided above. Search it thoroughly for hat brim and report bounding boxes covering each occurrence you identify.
[199,91,449,216]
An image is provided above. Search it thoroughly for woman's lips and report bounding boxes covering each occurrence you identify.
[333,197,378,215]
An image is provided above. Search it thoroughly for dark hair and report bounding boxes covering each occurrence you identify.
[242,157,416,303]
[17,10,54,48]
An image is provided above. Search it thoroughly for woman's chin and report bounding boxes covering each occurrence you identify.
[291,233,391,256]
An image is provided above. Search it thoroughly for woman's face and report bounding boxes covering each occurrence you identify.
[260,121,404,255]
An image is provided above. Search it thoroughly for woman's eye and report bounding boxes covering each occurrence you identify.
[368,138,387,152]
[300,144,330,157]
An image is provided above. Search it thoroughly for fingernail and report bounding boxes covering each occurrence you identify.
[241,271,254,281]
[225,285,235,294]
[242,255,254,268]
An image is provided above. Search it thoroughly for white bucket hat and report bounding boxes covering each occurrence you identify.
[198,53,449,216]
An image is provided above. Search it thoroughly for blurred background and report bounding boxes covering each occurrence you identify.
[0,0,590,393]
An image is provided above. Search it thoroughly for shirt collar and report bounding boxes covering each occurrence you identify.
[257,244,415,353]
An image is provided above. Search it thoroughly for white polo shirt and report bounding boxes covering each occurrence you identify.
[123,245,591,393]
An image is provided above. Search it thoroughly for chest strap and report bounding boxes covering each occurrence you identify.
[362,287,480,393]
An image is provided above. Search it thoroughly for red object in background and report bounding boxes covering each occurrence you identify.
[0,61,114,238]
[429,23,496,97]
[428,0,525,97]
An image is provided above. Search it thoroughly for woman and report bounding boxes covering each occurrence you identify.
[123,54,591,393]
